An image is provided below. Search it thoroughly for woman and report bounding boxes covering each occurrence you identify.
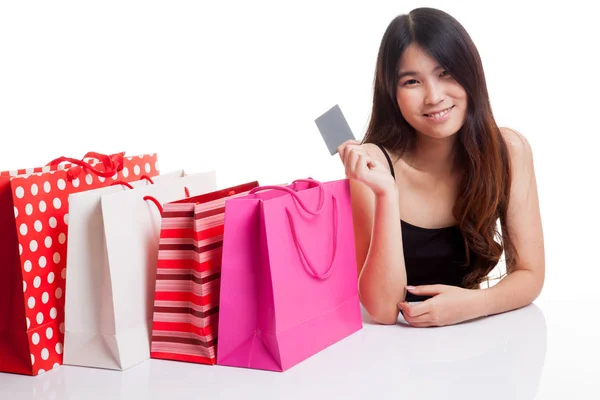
[338,7,544,327]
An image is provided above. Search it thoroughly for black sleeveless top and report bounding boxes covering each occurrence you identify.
[376,144,470,302]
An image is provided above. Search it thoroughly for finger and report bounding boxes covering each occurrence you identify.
[354,153,372,179]
[403,312,433,326]
[407,321,434,328]
[337,145,345,163]
[353,153,364,177]
[339,145,351,171]
[366,159,377,169]
[397,301,409,314]
[343,139,362,147]
[338,140,355,159]
[338,143,350,164]
[406,285,446,296]
[339,144,362,167]
[342,139,361,146]
[346,149,362,179]
[338,140,362,156]
[401,301,431,318]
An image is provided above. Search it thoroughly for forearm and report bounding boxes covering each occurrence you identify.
[478,269,544,318]
[358,189,407,324]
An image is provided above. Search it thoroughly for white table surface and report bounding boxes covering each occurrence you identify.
[1,287,598,400]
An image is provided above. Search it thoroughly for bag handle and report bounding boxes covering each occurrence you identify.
[81,152,121,170]
[47,151,114,168]
[249,179,339,280]
[46,151,125,180]
[248,179,325,215]
[286,195,339,280]
[144,196,163,216]
[140,174,155,184]
[109,178,172,216]
[110,175,155,189]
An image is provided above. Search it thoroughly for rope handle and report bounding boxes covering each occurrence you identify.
[249,179,325,215]
[143,196,163,216]
[46,151,125,180]
[110,175,154,190]
[286,195,340,280]
[110,181,134,189]
[109,178,163,215]
[46,151,120,168]
[140,175,155,184]
[250,178,339,280]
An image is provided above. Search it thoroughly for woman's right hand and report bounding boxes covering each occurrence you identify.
[337,140,397,197]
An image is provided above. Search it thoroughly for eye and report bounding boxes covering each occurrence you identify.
[440,70,452,78]
[402,79,419,86]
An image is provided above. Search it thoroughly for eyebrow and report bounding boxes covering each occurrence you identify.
[397,65,444,80]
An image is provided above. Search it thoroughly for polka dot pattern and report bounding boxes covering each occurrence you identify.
[6,153,159,375]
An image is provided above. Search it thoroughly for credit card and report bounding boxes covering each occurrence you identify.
[314,104,356,155]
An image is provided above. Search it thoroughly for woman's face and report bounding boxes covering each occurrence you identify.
[396,44,468,140]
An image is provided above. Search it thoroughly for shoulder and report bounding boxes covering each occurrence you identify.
[361,142,386,158]
[498,127,537,207]
[361,142,394,171]
[499,126,534,169]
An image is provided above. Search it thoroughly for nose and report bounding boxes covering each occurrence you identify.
[424,81,444,105]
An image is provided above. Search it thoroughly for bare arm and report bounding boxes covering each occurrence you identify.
[398,128,545,327]
[356,184,407,324]
[479,128,545,316]
[340,142,407,324]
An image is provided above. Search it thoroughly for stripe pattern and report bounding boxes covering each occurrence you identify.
[150,181,259,365]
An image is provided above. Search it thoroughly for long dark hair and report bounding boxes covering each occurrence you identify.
[363,7,516,288]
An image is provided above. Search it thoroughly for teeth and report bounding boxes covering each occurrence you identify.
[427,107,452,118]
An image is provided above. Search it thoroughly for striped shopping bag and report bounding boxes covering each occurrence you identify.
[150,181,259,365]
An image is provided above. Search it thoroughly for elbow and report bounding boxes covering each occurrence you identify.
[528,267,545,302]
[361,300,399,325]
[358,285,400,325]
[532,274,545,302]
[370,312,399,325]
[504,267,545,308]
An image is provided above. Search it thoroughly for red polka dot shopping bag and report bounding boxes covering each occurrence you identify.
[0,151,159,376]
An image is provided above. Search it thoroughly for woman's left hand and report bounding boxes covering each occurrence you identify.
[398,285,485,327]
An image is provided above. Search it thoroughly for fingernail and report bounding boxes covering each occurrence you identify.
[406,286,416,291]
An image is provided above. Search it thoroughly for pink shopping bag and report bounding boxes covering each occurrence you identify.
[216,178,362,372]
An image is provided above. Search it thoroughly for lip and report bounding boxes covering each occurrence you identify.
[423,105,454,123]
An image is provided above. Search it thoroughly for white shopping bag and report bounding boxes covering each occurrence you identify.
[63,170,217,370]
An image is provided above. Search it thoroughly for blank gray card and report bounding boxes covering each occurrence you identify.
[314,104,356,155]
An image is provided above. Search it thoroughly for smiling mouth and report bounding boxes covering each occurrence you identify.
[424,105,454,118]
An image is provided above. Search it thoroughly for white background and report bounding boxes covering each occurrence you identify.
[1,0,599,398]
